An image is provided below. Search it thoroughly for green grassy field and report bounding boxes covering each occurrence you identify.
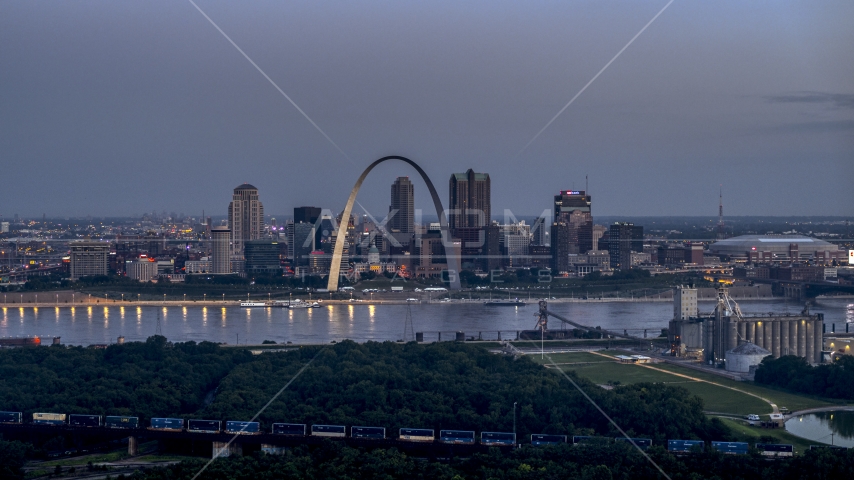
[651,363,838,412]
[531,351,835,416]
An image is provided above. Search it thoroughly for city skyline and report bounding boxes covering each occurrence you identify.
[1,1,852,218]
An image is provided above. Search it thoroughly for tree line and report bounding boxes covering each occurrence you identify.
[754,355,854,400]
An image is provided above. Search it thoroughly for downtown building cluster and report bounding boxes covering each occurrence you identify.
[0,172,851,286]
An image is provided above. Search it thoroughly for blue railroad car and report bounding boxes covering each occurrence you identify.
[272,423,306,436]
[481,432,516,446]
[150,418,184,431]
[225,421,260,435]
[667,440,705,453]
[531,434,567,446]
[399,428,435,442]
[809,445,848,451]
[311,424,346,437]
[615,437,652,450]
[187,419,221,433]
[572,436,609,445]
[756,443,793,457]
[33,413,66,426]
[439,430,475,445]
[0,411,22,424]
[351,426,386,439]
[69,414,102,427]
[105,416,139,429]
[711,441,749,455]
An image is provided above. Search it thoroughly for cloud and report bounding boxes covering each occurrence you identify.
[766,91,854,109]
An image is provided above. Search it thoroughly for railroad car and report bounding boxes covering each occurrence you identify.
[809,445,848,451]
[572,436,609,445]
[69,414,102,427]
[351,426,385,439]
[33,413,66,426]
[615,437,652,450]
[105,416,139,429]
[531,434,567,446]
[187,419,221,434]
[481,432,516,446]
[667,440,704,453]
[225,421,260,435]
[399,428,435,442]
[272,423,306,436]
[711,441,749,455]
[439,430,475,445]
[150,418,184,431]
[756,443,793,457]
[311,424,346,437]
[0,411,22,424]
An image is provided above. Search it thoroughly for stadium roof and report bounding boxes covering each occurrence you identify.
[709,235,837,256]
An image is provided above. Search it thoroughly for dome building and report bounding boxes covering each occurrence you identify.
[709,235,843,263]
[725,342,772,373]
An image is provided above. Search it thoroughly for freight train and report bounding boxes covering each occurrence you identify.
[0,410,818,454]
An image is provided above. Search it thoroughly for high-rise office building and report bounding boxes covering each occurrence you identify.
[293,206,322,251]
[449,169,490,232]
[228,184,264,258]
[211,226,232,274]
[288,222,316,267]
[609,222,644,270]
[532,216,550,246]
[294,206,321,225]
[389,176,414,238]
[244,239,282,275]
[553,190,593,253]
[69,241,110,280]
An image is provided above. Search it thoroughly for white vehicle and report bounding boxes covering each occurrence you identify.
[414,288,422,292]
[424,287,448,292]
[406,298,419,302]
[340,286,355,291]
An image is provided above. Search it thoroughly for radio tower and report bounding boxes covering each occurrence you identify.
[716,186,726,240]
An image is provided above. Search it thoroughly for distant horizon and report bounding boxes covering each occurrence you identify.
[2,214,851,222]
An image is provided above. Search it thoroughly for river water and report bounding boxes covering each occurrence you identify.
[1,298,851,346]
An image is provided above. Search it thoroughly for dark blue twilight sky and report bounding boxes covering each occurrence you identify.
[1,0,852,218]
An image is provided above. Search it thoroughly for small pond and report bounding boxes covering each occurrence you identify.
[785,411,854,448]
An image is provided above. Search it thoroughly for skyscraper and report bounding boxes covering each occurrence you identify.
[211,226,232,274]
[609,222,644,270]
[389,177,414,237]
[553,190,593,253]
[228,184,264,258]
[449,169,490,232]
[294,206,321,225]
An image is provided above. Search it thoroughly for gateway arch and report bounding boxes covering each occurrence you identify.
[327,155,462,291]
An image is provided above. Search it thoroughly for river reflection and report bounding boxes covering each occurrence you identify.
[0,297,849,347]
[786,411,854,447]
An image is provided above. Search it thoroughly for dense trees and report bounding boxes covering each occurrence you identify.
[199,341,725,444]
[0,437,31,480]
[123,441,854,480]
[0,337,248,420]
[754,355,854,400]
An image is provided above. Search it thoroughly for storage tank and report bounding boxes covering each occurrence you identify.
[725,342,771,373]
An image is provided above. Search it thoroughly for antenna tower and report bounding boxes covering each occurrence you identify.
[156,308,163,336]
[717,185,725,240]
